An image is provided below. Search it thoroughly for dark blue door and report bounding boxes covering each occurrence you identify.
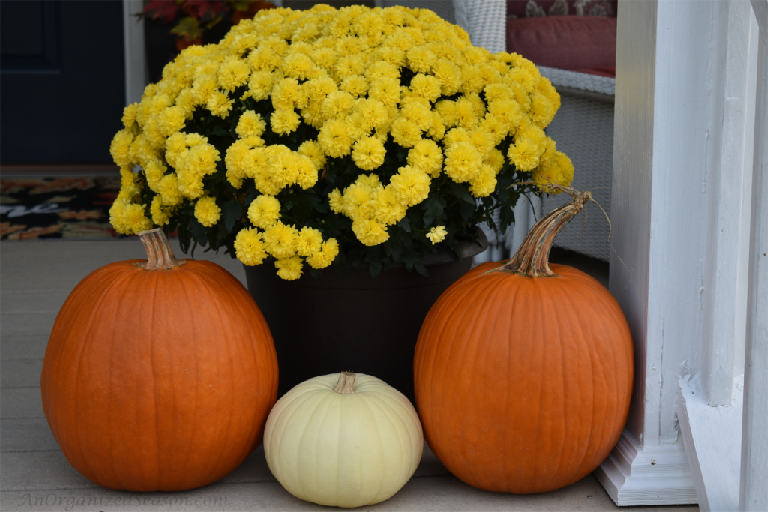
[1,1,125,164]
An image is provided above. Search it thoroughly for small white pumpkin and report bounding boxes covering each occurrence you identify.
[264,372,424,508]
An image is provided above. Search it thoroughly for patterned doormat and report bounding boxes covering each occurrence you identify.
[0,176,126,240]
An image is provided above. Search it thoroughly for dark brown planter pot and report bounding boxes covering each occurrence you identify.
[243,233,488,403]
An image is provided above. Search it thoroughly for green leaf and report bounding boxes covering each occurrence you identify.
[450,181,476,204]
[397,216,411,233]
[369,259,382,278]
[188,217,208,246]
[422,194,445,226]
[222,199,242,232]
[414,260,429,277]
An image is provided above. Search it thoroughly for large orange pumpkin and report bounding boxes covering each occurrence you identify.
[414,189,633,494]
[40,229,279,491]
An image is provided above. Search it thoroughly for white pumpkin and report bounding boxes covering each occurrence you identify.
[264,372,424,508]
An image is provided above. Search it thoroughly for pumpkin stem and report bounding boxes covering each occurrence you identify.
[136,229,186,271]
[497,186,594,277]
[333,372,356,394]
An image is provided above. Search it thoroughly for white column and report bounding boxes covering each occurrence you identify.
[740,2,768,509]
[123,0,147,105]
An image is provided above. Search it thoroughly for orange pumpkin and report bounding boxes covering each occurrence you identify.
[40,229,279,491]
[414,189,633,494]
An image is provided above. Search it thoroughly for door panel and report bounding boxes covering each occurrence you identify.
[1,1,125,164]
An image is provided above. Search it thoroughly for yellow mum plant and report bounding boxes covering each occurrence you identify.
[110,4,574,280]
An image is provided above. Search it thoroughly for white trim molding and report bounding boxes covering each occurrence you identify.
[595,431,697,506]
[123,0,147,105]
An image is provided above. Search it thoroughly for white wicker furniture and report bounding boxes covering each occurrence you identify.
[537,67,615,262]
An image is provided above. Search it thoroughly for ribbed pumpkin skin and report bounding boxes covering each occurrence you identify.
[40,259,279,492]
[414,262,633,494]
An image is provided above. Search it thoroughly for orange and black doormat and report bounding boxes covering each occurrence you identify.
[0,176,126,240]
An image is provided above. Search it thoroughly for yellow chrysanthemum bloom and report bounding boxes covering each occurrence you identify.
[271,109,301,135]
[533,151,574,194]
[235,228,268,266]
[271,78,302,111]
[340,75,368,98]
[157,174,182,206]
[122,103,138,129]
[342,182,376,220]
[374,185,407,226]
[150,195,171,226]
[408,139,443,177]
[306,238,339,269]
[368,77,400,107]
[352,136,386,171]
[508,137,541,172]
[296,227,323,257]
[110,130,133,167]
[328,188,344,213]
[390,165,431,207]
[194,196,221,227]
[207,90,233,118]
[485,147,506,174]
[298,140,326,169]
[109,199,153,235]
[409,73,442,102]
[218,56,250,91]
[354,98,388,131]
[295,154,318,189]
[390,118,422,148]
[282,52,315,80]
[407,46,436,73]
[245,71,275,101]
[264,221,298,259]
[275,256,303,280]
[445,141,482,183]
[318,118,355,158]
[158,106,186,137]
[236,111,266,138]
[469,164,497,197]
[426,225,447,244]
[352,218,389,246]
[444,127,471,146]
[144,159,166,192]
[248,195,281,229]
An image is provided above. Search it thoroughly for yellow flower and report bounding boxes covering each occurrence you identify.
[368,77,400,107]
[271,109,301,135]
[275,256,303,280]
[354,98,388,131]
[158,106,187,137]
[122,103,138,129]
[328,188,344,213]
[469,128,496,158]
[484,148,505,174]
[109,199,153,235]
[218,56,250,91]
[455,97,477,128]
[296,227,323,257]
[390,165,431,207]
[433,58,462,95]
[144,159,166,192]
[445,141,482,183]
[322,90,355,120]
[236,111,266,138]
[365,61,400,82]
[352,218,389,246]
[508,137,541,172]
[352,136,386,170]
[150,196,171,226]
[374,185,407,225]
[436,100,458,128]
[157,174,182,206]
[306,238,339,269]
[282,52,315,80]
[194,196,221,227]
[264,221,298,259]
[533,151,574,194]
[342,182,376,220]
[248,195,281,229]
[390,118,422,148]
[444,127,471,146]
[110,130,134,167]
[407,46,437,73]
[489,98,523,132]
[407,139,443,177]
[271,78,302,111]
[530,92,555,128]
[426,225,447,244]
[469,164,497,197]
[409,73,442,102]
[318,118,355,157]
[340,75,368,98]
[298,140,326,169]
[245,71,275,101]
[207,90,233,118]
[400,100,433,131]
[295,154,318,189]
[247,47,282,72]
[235,228,268,266]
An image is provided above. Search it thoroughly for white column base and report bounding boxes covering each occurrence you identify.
[595,431,698,506]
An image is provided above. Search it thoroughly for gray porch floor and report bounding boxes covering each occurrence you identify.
[0,239,698,512]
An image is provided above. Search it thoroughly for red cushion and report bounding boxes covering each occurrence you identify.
[506,16,616,74]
